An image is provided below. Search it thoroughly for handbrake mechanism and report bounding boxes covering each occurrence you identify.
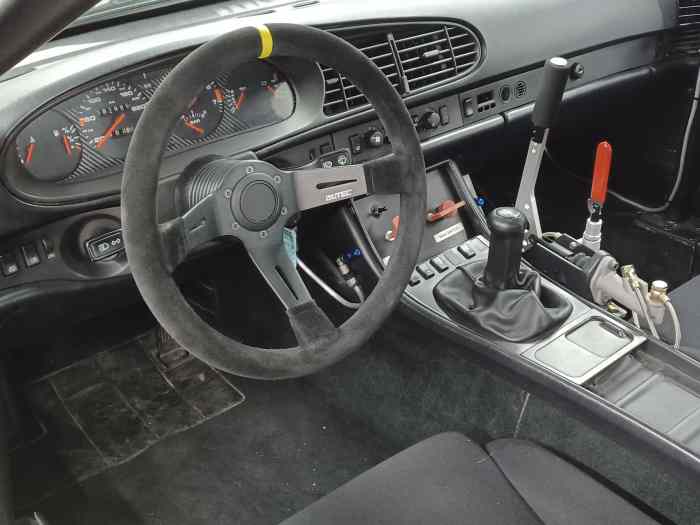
[515,57,570,241]
[513,56,681,348]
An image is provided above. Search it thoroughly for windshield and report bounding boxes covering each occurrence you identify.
[79,0,201,24]
[76,0,298,27]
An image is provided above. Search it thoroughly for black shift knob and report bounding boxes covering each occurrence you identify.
[483,207,526,290]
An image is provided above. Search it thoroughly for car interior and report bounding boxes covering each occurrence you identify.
[2,0,700,523]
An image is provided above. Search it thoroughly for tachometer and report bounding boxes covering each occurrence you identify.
[75,80,147,159]
[228,61,294,128]
[16,111,81,181]
[173,82,225,141]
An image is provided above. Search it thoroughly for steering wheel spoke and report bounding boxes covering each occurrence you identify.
[244,230,312,309]
[289,164,368,211]
[159,193,234,272]
[287,300,339,350]
[364,155,411,195]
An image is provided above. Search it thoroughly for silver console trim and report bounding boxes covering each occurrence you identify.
[521,314,646,385]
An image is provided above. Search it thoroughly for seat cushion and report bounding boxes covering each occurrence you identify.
[670,275,700,360]
[281,433,658,525]
[487,439,658,525]
[281,432,541,524]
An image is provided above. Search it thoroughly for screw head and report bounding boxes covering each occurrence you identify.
[245,166,255,174]
[273,175,281,184]
[224,189,232,198]
[281,206,288,216]
[260,230,268,239]
[232,222,240,230]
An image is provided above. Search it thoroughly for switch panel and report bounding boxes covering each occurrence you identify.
[85,230,124,261]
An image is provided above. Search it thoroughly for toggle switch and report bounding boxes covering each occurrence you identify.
[385,215,400,242]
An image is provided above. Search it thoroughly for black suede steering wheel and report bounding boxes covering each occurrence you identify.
[122,24,426,379]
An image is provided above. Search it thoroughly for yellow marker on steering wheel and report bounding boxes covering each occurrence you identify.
[257,25,273,59]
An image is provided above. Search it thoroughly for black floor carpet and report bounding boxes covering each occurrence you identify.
[13,330,245,514]
[9,303,700,525]
[20,374,394,525]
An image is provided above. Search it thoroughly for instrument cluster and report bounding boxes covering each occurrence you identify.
[15,59,295,183]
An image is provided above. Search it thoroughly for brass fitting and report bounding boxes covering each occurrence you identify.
[620,265,640,289]
[649,280,670,305]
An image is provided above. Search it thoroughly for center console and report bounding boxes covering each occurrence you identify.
[350,57,700,475]
[353,160,646,385]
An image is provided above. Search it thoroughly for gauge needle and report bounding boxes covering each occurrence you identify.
[214,88,224,103]
[234,91,246,110]
[266,84,278,96]
[183,120,204,135]
[97,113,126,149]
[63,135,72,156]
[25,142,36,166]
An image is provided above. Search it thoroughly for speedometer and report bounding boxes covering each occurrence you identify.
[75,80,147,159]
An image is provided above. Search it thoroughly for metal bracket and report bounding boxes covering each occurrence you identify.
[515,130,549,241]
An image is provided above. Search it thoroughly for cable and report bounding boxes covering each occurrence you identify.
[634,286,659,339]
[664,299,683,350]
[545,65,700,213]
[631,311,641,329]
[297,258,363,310]
[352,284,366,303]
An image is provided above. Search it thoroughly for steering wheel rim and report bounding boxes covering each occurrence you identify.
[122,23,426,379]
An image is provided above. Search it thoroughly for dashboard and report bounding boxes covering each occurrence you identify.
[0,0,680,293]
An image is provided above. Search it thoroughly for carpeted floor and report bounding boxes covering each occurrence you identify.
[10,306,700,525]
[23,375,395,525]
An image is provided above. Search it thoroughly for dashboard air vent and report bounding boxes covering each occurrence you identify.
[394,25,479,91]
[671,0,700,55]
[322,22,481,116]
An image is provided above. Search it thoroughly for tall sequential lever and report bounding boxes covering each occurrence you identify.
[515,57,570,242]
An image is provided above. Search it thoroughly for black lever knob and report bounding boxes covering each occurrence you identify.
[483,207,527,290]
[419,110,441,130]
[532,57,569,131]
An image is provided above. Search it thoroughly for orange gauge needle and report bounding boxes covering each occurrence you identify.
[25,142,36,165]
[96,113,126,149]
[183,120,204,135]
[213,88,224,103]
[234,90,246,110]
[63,135,72,156]
[266,84,278,96]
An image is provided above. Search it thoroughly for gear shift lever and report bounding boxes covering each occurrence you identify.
[434,207,571,342]
[483,207,527,290]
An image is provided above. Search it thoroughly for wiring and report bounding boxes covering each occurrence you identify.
[297,258,363,310]
[633,286,659,339]
[545,65,700,213]
[664,299,683,350]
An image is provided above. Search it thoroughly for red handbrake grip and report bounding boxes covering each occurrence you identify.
[591,141,613,206]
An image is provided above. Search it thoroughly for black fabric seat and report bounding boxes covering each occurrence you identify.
[670,275,700,360]
[281,433,658,525]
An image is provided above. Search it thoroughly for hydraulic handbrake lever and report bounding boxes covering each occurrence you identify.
[515,57,570,243]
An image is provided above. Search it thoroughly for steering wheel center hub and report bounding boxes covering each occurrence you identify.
[231,173,282,231]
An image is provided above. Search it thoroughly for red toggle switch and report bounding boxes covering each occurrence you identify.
[385,215,400,242]
[427,200,466,223]
[591,141,613,207]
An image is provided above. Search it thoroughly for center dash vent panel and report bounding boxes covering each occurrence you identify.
[671,0,700,55]
[322,22,482,116]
